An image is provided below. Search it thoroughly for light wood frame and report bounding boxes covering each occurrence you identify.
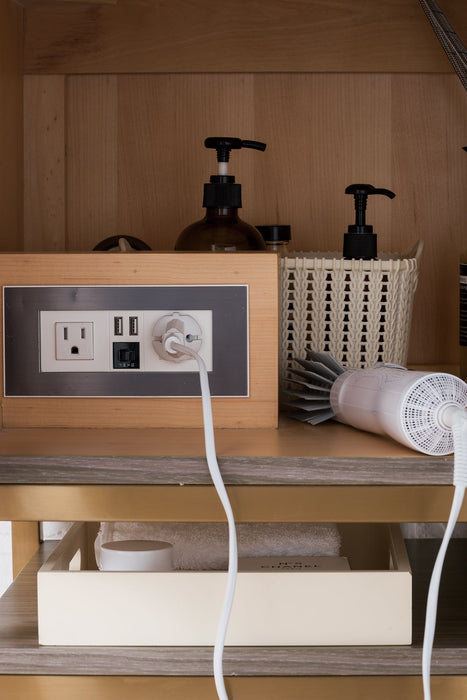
[0,252,278,428]
[1,675,466,699]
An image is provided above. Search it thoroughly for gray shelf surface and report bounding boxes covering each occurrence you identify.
[0,454,455,485]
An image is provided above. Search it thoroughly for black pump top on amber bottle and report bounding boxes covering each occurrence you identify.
[343,184,396,260]
[175,137,267,251]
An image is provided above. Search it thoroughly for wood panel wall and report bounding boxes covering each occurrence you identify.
[16,0,467,365]
[22,0,467,74]
[0,0,23,250]
[0,253,278,429]
[23,72,467,365]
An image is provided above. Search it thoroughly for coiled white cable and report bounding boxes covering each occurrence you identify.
[166,338,237,700]
[422,409,467,700]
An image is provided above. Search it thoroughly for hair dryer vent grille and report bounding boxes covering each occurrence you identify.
[401,374,467,455]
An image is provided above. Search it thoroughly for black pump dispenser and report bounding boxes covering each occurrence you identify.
[175,137,267,251]
[202,138,266,209]
[205,137,267,162]
[343,184,396,260]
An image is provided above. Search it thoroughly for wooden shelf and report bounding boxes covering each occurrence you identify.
[0,451,453,485]
[0,419,463,523]
[22,0,467,74]
[0,538,466,676]
[0,418,452,486]
[0,418,465,691]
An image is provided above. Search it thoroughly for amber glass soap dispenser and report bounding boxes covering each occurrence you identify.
[175,137,267,251]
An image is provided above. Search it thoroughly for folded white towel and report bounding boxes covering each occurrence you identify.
[95,522,341,571]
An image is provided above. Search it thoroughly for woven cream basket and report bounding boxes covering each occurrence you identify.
[280,241,423,378]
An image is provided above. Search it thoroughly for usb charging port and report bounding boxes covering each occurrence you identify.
[129,316,139,336]
[114,316,123,336]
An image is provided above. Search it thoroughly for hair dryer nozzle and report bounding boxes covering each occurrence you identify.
[330,366,467,455]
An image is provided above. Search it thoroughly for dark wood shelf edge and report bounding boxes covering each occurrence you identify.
[0,455,455,486]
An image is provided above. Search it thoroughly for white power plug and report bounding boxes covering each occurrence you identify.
[152,312,203,363]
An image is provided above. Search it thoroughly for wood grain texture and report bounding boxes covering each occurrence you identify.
[0,485,465,523]
[11,522,39,578]
[19,0,116,5]
[0,0,23,251]
[0,454,454,486]
[0,252,278,428]
[252,74,393,250]
[0,412,432,459]
[0,539,466,677]
[1,677,467,700]
[391,74,467,365]
[0,416,455,486]
[67,75,118,250]
[22,72,467,363]
[22,0,467,74]
[23,75,66,251]
[116,74,255,250]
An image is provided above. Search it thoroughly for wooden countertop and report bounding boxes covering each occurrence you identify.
[0,416,419,458]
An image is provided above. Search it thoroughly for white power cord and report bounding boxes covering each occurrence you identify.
[422,407,467,700]
[161,324,467,700]
[165,336,237,700]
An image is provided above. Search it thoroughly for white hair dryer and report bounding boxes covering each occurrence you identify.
[285,352,467,700]
[329,364,467,455]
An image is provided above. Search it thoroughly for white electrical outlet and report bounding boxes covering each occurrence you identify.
[54,321,94,360]
[40,309,213,373]
[40,311,110,373]
[5,284,248,398]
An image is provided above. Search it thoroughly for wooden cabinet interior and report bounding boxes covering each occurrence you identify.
[1,0,467,366]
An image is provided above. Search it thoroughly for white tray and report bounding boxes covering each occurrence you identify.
[38,522,411,646]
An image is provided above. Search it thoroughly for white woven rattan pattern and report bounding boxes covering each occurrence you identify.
[280,251,420,378]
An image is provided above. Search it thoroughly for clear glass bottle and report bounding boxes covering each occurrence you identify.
[256,225,291,256]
